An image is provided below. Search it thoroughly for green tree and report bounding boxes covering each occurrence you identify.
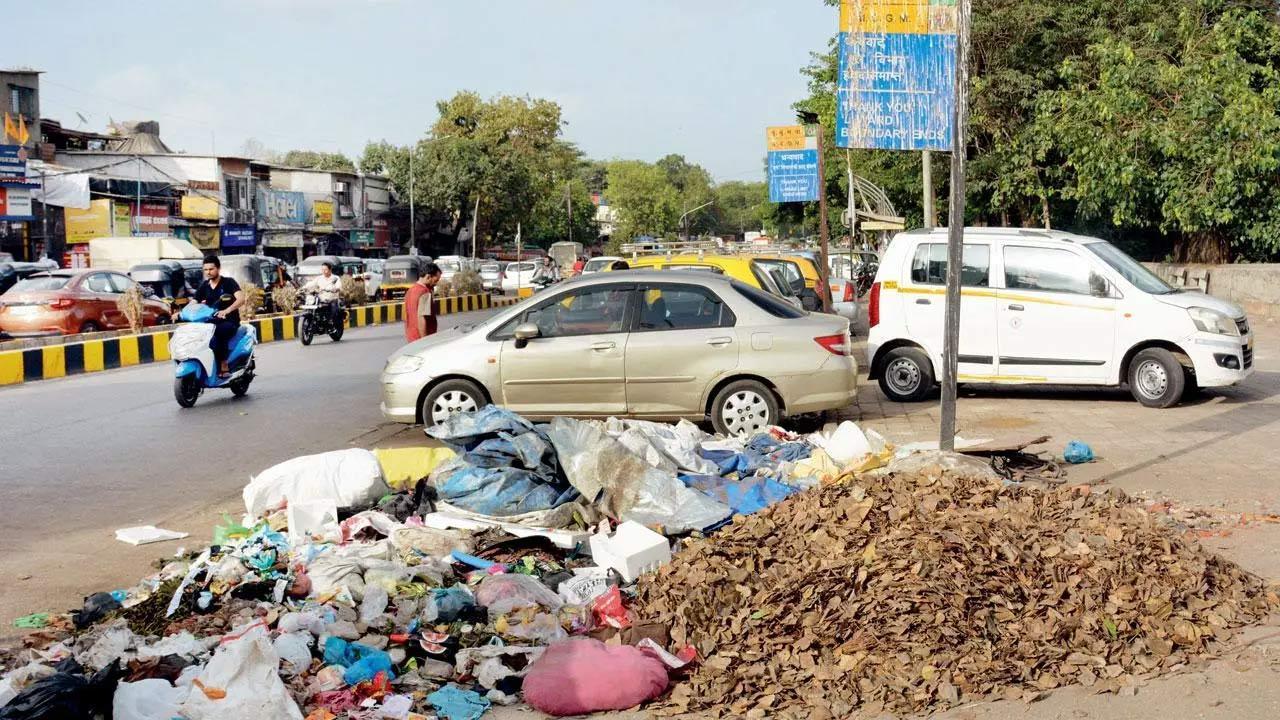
[711,181,769,237]
[603,160,682,242]
[278,149,356,172]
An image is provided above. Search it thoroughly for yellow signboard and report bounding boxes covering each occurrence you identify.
[312,200,334,226]
[181,195,220,220]
[766,125,807,152]
[840,1,931,35]
[187,226,220,251]
[65,199,114,244]
[113,202,132,235]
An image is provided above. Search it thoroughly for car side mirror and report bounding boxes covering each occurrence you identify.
[513,322,540,349]
[1089,272,1110,298]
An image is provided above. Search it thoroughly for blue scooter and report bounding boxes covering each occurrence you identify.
[169,303,257,408]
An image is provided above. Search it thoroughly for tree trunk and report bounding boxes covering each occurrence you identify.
[1040,195,1051,230]
[1172,233,1230,264]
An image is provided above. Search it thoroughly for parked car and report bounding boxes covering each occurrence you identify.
[500,261,546,293]
[435,255,472,283]
[581,256,623,274]
[478,262,504,293]
[380,270,857,435]
[829,250,880,332]
[867,227,1255,408]
[0,269,172,336]
[0,262,51,296]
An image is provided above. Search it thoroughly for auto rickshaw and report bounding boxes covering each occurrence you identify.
[380,255,433,300]
[220,255,275,313]
[128,260,193,312]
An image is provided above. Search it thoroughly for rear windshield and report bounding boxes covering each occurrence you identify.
[732,280,805,319]
[12,275,72,292]
[437,261,460,272]
[480,263,501,272]
[507,262,535,272]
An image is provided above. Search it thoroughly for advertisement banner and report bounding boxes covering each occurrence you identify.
[139,202,170,234]
[113,202,133,235]
[221,224,257,248]
[65,198,114,243]
[312,200,334,227]
[185,225,220,251]
[181,195,220,220]
[258,188,307,225]
[263,231,303,249]
[835,0,957,151]
[350,229,375,246]
[0,186,34,220]
[0,144,27,182]
[766,126,820,203]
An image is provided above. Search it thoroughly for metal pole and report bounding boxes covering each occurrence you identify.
[471,194,480,259]
[815,123,832,313]
[408,148,415,254]
[516,222,523,294]
[566,181,572,245]
[939,0,972,451]
[39,169,49,260]
[135,155,142,236]
[922,150,936,229]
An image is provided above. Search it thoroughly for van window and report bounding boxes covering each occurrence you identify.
[910,244,990,287]
[1003,246,1092,295]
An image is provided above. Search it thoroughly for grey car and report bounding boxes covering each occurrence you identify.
[380,270,858,436]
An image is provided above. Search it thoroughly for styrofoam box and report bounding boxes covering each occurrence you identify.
[588,521,672,583]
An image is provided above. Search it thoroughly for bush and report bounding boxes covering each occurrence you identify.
[339,275,368,305]
[439,269,483,297]
[241,286,264,320]
[117,285,146,333]
[272,285,300,315]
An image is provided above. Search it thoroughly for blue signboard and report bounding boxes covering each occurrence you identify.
[256,188,307,225]
[221,224,257,248]
[767,149,820,203]
[835,2,957,151]
[0,144,28,182]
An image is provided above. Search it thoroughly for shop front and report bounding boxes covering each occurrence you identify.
[258,187,307,263]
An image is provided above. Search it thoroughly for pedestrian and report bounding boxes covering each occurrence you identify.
[193,254,246,378]
[572,256,585,276]
[404,262,443,343]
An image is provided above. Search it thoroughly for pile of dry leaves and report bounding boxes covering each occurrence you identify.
[636,454,1277,718]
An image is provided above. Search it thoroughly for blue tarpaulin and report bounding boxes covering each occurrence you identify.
[681,474,801,517]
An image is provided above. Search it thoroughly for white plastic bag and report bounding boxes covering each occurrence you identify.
[180,623,304,720]
[273,632,313,677]
[242,448,389,517]
[113,678,189,720]
[168,322,215,361]
[360,585,390,624]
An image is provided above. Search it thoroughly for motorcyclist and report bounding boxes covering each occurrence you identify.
[301,262,344,330]
[192,254,246,378]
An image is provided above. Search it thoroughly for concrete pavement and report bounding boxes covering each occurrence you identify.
[0,310,495,632]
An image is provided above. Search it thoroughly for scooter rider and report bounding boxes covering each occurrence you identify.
[301,261,344,330]
[193,254,246,378]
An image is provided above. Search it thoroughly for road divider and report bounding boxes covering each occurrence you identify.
[0,294,519,387]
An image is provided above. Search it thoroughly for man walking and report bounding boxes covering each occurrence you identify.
[404,262,442,343]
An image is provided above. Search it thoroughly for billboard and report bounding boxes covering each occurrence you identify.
[0,186,33,220]
[835,1,958,151]
[257,188,307,226]
[766,125,821,203]
[65,199,114,244]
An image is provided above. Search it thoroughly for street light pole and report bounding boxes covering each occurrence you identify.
[408,148,415,254]
[939,0,972,452]
[678,201,713,243]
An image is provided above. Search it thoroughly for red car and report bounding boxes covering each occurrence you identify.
[0,269,172,337]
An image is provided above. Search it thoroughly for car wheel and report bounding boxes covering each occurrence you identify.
[174,375,201,408]
[878,347,934,402]
[1128,348,1186,408]
[298,316,313,346]
[711,380,779,437]
[421,379,487,427]
[80,321,101,334]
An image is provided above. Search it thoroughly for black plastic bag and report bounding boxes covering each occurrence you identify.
[0,658,119,720]
[72,592,120,629]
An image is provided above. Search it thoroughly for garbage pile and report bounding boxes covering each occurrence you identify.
[2,409,891,719]
[635,453,1279,718]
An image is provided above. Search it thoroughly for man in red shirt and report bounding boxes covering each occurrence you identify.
[404,262,443,343]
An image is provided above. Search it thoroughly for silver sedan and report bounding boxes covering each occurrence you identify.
[380,270,858,436]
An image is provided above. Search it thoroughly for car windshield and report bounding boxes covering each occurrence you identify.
[584,258,614,271]
[11,275,71,292]
[732,280,805,319]
[438,261,460,273]
[1086,242,1175,294]
[480,263,501,273]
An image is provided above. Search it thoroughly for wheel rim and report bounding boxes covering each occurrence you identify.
[722,390,770,436]
[886,358,922,395]
[431,390,478,425]
[1136,359,1168,399]
[182,377,199,402]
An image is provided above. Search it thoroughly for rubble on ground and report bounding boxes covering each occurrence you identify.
[635,452,1278,718]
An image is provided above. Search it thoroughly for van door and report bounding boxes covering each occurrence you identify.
[900,242,998,377]
[996,245,1116,382]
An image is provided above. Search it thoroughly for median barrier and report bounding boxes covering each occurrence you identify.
[0,294,519,386]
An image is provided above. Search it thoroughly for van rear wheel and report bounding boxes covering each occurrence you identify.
[878,347,934,402]
[1128,348,1186,408]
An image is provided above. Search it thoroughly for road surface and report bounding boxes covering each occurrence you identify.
[0,310,494,630]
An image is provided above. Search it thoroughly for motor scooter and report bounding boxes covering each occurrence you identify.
[169,303,257,408]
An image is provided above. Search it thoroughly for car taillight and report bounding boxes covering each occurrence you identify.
[815,333,852,356]
[842,282,854,303]
[868,282,881,328]
[48,298,75,310]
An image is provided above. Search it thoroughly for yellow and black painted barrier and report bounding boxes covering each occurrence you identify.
[0,294,520,387]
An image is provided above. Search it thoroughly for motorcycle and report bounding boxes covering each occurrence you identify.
[298,293,345,346]
[169,303,257,408]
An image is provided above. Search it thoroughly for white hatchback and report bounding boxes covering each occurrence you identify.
[867,228,1254,408]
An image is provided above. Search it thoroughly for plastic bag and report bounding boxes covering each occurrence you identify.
[211,514,252,546]
[424,586,476,623]
[374,446,457,491]
[1064,440,1095,464]
[73,591,121,629]
[0,663,56,709]
[522,638,668,716]
[322,638,396,686]
[274,632,313,677]
[501,611,567,644]
[179,624,303,720]
[454,646,545,690]
[242,449,389,517]
[0,658,119,720]
[545,417,730,533]
[604,418,717,474]
[168,322,214,361]
[590,586,632,630]
[278,611,327,636]
[427,684,490,720]
[112,678,188,720]
[475,574,563,619]
[360,586,389,625]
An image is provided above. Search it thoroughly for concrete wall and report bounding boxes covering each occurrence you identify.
[1145,262,1280,319]
[0,71,41,148]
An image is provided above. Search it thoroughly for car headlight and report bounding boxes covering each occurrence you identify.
[384,355,424,375]
[1188,307,1239,336]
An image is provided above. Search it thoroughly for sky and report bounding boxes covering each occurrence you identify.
[12,0,838,183]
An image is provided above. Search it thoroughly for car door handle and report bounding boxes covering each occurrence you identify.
[1007,304,1025,311]
[706,336,733,347]
[590,341,615,351]
[915,298,931,305]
